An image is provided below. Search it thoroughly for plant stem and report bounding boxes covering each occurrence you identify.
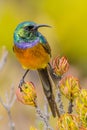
[8,110,15,130]
[68,99,73,113]
[56,87,65,115]
[36,106,53,130]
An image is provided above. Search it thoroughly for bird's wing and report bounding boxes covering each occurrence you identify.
[42,42,51,57]
[38,33,51,56]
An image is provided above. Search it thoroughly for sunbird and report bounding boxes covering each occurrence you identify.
[13,21,58,117]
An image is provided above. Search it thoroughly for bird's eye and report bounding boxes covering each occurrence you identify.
[24,25,34,31]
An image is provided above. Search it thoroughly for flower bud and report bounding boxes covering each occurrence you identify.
[76,89,87,128]
[59,75,80,100]
[51,56,69,77]
[16,82,37,107]
[56,113,80,130]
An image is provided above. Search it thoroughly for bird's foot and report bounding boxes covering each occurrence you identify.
[48,63,61,80]
[19,79,25,88]
[18,69,29,88]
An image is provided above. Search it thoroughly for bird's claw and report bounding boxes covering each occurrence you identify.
[19,79,25,88]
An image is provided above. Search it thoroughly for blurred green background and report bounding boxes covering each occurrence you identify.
[0,0,87,129]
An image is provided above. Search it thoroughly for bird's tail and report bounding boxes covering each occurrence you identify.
[38,67,58,117]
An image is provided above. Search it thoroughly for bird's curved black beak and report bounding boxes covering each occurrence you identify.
[33,24,51,30]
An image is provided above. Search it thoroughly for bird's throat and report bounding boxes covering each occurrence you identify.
[15,38,39,49]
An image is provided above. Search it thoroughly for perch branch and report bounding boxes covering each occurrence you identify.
[36,105,53,130]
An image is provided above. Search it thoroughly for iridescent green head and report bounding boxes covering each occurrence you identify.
[14,21,51,49]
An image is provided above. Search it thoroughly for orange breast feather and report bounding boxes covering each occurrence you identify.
[13,43,50,69]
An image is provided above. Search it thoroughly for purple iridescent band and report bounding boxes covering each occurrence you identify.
[15,38,39,49]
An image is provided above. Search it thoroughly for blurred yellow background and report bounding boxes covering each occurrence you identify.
[0,0,87,129]
[1,0,87,74]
